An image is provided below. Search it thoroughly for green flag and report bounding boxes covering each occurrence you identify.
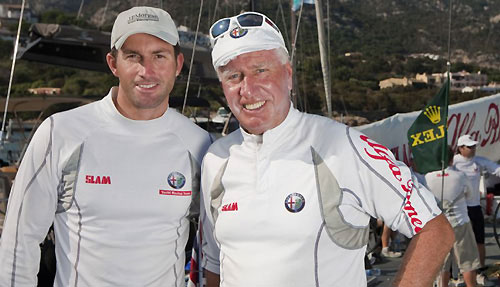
[407,79,449,174]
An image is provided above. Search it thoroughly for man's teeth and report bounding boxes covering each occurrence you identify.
[244,101,265,110]
[138,84,156,88]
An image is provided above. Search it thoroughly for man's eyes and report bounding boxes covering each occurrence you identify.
[124,54,168,60]
[227,73,241,80]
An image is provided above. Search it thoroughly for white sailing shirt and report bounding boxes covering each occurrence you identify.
[201,106,441,287]
[425,167,472,227]
[0,89,211,287]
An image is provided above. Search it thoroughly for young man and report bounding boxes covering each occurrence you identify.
[454,134,500,286]
[201,12,454,287]
[426,147,480,287]
[0,6,211,286]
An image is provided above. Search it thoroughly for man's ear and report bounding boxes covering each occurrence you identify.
[106,53,118,77]
[176,53,184,77]
[285,62,293,91]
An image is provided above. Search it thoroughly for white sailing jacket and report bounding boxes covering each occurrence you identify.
[201,106,441,287]
[0,89,211,287]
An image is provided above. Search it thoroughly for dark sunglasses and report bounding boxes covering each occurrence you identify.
[209,12,281,40]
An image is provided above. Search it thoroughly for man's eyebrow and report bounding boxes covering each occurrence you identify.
[121,48,171,55]
[250,62,269,69]
[219,67,238,76]
[121,48,137,54]
[152,48,171,54]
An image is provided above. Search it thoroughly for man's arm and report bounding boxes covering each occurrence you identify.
[205,270,220,287]
[0,119,57,286]
[475,156,500,176]
[392,214,454,287]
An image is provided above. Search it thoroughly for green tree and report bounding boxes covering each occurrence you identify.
[62,78,89,95]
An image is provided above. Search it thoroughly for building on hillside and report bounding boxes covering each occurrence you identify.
[379,77,412,89]
[0,4,34,21]
[382,71,489,91]
[445,71,488,90]
[0,4,36,29]
[28,87,61,95]
[408,53,440,61]
[415,73,446,86]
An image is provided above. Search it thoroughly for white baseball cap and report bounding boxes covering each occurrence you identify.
[210,12,288,69]
[457,134,478,147]
[111,6,179,50]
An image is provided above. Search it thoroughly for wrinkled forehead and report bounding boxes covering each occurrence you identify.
[219,49,279,70]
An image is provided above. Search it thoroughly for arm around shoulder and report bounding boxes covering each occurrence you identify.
[392,214,454,287]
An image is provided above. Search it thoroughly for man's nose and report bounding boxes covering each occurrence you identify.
[139,58,155,77]
[240,75,255,97]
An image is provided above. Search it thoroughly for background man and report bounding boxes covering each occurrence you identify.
[0,6,211,286]
[426,146,480,287]
[201,12,454,287]
[454,134,500,286]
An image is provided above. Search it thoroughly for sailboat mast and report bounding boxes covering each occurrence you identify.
[76,0,85,20]
[314,0,332,117]
[1,0,26,143]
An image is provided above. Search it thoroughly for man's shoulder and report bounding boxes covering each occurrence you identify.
[453,154,468,163]
[165,109,212,163]
[299,112,352,144]
[51,98,102,124]
[168,108,210,139]
[206,129,242,156]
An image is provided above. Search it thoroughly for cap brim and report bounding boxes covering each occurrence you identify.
[464,141,478,146]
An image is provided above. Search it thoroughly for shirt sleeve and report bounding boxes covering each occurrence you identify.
[351,132,442,238]
[0,118,58,286]
[475,156,500,177]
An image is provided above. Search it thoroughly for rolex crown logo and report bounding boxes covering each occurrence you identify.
[424,106,441,124]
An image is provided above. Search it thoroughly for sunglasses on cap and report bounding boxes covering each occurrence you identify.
[209,12,281,40]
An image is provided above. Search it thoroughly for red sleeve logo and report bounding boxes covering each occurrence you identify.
[360,135,423,233]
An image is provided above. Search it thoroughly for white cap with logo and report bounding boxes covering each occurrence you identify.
[111,6,179,50]
[457,134,478,147]
[210,12,288,69]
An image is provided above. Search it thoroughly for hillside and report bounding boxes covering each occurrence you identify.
[0,0,499,120]
[1,0,499,67]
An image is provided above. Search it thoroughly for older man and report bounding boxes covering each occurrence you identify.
[0,6,211,286]
[201,12,454,287]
